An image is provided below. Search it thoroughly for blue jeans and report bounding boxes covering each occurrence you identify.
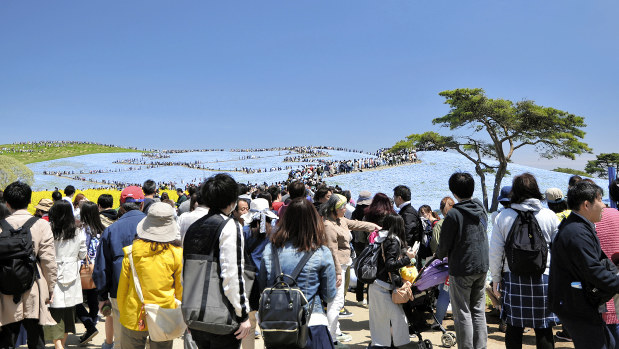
[435,283,451,325]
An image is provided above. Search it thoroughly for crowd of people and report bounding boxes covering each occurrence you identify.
[1,170,619,349]
[0,141,143,155]
[39,149,419,193]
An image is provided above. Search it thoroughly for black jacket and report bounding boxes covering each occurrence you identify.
[548,212,619,324]
[398,203,422,246]
[376,236,411,287]
[436,198,488,276]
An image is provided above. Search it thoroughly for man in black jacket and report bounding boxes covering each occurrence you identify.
[393,185,421,247]
[436,172,489,349]
[549,181,619,349]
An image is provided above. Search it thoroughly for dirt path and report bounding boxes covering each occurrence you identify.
[66,291,574,349]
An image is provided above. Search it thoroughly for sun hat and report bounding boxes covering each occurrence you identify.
[497,186,512,203]
[545,188,565,203]
[35,199,53,212]
[241,198,278,233]
[120,186,145,204]
[136,202,180,242]
[357,190,372,205]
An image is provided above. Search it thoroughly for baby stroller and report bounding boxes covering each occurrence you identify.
[408,257,456,348]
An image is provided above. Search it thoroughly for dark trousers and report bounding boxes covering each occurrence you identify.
[607,324,619,349]
[0,319,45,349]
[505,324,554,349]
[353,241,367,302]
[76,288,99,331]
[560,316,615,349]
[191,330,240,349]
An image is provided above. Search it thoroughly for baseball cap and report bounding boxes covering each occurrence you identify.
[120,186,145,204]
[545,188,564,203]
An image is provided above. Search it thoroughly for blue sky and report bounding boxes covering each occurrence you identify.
[1,1,617,170]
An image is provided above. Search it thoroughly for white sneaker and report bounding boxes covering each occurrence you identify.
[336,333,352,342]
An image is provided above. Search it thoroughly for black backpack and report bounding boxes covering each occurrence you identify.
[0,217,39,303]
[504,209,548,276]
[354,242,381,284]
[258,247,315,348]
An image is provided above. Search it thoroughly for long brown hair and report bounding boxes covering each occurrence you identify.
[73,193,86,210]
[270,198,326,252]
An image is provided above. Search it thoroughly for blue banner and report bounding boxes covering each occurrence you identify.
[610,167,617,209]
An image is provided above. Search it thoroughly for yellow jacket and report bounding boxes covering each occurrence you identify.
[117,240,183,331]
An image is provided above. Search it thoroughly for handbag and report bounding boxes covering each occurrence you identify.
[391,280,414,304]
[128,245,187,342]
[80,256,96,290]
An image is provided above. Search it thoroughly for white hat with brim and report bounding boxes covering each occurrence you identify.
[241,198,278,223]
[136,202,180,242]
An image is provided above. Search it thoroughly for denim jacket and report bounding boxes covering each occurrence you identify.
[259,242,337,315]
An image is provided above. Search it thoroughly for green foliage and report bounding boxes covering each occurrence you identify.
[0,155,34,189]
[553,167,589,177]
[0,143,143,164]
[585,153,619,178]
[392,88,591,211]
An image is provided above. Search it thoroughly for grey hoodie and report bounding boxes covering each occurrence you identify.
[437,198,489,276]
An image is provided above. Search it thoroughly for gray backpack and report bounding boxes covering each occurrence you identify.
[182,215,255,334]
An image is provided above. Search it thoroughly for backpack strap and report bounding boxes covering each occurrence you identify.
[270,247,316,284]
[0,219,14,234]
[290,250,316,281]
[0,216,38,235]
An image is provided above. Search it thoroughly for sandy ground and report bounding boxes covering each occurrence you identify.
[61,292,575,349]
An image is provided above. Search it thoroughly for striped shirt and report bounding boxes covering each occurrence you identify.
[596,207,619,324]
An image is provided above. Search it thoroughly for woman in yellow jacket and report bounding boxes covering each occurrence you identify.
[117,202,183,349]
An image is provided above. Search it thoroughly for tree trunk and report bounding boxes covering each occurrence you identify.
[475,164,489,211]
[490,162,508,212]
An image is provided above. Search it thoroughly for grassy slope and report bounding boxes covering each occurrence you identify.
[0,143,143,164]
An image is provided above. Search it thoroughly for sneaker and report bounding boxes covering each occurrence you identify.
[355,300,367,308]
[100,341,114,349]
[556,330,572,341]
[339,307,353,317]
[336,333,352,342]
[79,327,99,345]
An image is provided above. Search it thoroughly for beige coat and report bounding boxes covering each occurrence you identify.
[324,217,377,274]
[0,210,58,326]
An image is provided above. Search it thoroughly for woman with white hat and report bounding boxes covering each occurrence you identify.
[116,202,183,349]
[240,198,278,349]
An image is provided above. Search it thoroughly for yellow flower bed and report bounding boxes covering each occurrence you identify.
[28,189,180,214]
